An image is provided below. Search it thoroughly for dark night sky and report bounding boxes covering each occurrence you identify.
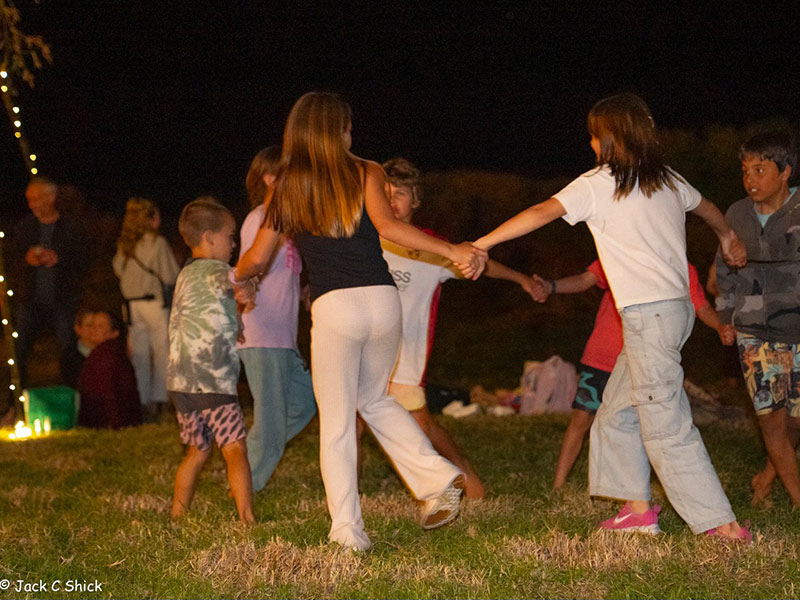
[1,1,798,219]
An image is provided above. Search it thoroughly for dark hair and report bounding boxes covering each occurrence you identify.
[382,157,422,208]
[245,146,281,209]
[587,93,676,199]
[739,131,797,175]
[178,196,233,248]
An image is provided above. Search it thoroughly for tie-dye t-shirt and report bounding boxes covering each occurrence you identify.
[167,258,240,395]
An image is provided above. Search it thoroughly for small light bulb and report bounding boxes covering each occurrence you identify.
[9,384,15,391]
[0,71,7,78]
[1,85,8,92]
[0,233,4,239]
[1,319,7,325]
[7,289,13,296]
[13,106,20,113]
[12,331,18,338]
[18,395,24,402]
[13,120,21,128]
[30,168,37,175]
[0,274,4,279]
[29,154,36,161]
[14,132,21,138]
[7,358,14,365]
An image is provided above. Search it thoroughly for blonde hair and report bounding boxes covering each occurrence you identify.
[178,196,233,248]
[117,197,157,259]
[587,93,676,199]
[265,92,363,237]
[245,146,281,209]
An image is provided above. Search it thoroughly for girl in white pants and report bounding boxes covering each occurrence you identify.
[234,92,486,549]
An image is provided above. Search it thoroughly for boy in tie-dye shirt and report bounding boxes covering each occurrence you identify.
[167,197,254,523]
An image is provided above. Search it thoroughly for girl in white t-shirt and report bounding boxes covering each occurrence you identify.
[474,93,751,541]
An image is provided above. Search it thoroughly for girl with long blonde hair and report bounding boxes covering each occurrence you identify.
[474,93,751,541]
[113,197,179,420]
[235,92,485,550]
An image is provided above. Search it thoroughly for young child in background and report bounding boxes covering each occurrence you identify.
[536,260,727,490]
[60,308,94,389]
[76,311,141,430]
[356,158,538,499]
[474,93,750,540]
[168,197,254,523]
[238,146,317,492]
[715,131,800,507]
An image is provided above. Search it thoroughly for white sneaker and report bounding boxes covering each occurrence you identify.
[418,475,465,530]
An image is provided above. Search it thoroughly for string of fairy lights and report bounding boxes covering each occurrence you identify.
[1,68,40,437]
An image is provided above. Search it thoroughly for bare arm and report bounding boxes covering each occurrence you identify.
[233,214,281,282]
[484,259,537,300]
[691,197,746,267]
[696,302,734,345]
[530,270,598,302]
[363,161,487,278]
[473,197,567,251]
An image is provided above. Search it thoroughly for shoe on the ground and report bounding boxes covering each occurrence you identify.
[418,474,465,530]
[706,520,752,543]
[598,502,662,534]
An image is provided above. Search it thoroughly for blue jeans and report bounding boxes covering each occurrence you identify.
[589,297,735,533]
[239,347,317,491]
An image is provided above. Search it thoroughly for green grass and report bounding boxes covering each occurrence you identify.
[1,412,798,599]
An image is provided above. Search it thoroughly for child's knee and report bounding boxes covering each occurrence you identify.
[220,437,248,459]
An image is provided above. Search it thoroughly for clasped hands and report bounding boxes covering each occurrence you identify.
[450,242,488,280]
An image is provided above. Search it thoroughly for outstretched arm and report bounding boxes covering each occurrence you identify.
[363,161,487,279]
[531,271,598,302]
[474,197,567,251]
[691,197,745,267]
[483,260,537,300]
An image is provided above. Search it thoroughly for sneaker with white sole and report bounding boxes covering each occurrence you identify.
[598,502,662,534]
[418,475,465,530]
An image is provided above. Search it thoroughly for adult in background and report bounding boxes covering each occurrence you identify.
[239,146,317,492]
[113,198,179,420]
[11,177,88,385]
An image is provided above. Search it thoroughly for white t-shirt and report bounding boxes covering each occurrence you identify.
[381,236,460,387]
[555,166,701,309]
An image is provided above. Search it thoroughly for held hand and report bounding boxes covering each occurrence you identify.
[39,249,59,267]
[530,274,551,303]
[25,246,43,266]
[451,242,488,280]
[518,275,539,301]
[231,275,257,311]
[720,230,746,268]
[717,324,736,346]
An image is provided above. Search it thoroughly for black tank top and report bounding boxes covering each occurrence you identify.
[294,168,394,303]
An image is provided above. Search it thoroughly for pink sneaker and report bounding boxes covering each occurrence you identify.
[706,520,752,543]
[599,502,662,535]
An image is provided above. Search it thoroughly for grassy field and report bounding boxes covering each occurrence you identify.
[1,408,799,599]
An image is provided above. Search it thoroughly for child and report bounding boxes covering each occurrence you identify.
[474,93,750,540]
[537,260,727,490]
[715,131,800,507]
[239,146,317,492]
[76,310,141,430]
[168,197,254,523]
[357,158,538,499]
[60,308,94,389]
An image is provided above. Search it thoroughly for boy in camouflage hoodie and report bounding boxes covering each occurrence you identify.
[716,131,800,507]
[168,197,254,522]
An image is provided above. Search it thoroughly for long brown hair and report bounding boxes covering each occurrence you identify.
[587,93,676,199]
[117,197,157,259]
[265,92,363,237]
[245,146,281,209]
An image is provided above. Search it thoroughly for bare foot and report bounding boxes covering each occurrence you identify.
[464,475,486,500]
[751,471,773,506]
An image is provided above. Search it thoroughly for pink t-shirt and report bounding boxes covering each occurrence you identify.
[236,204,302,350]
[580,260,709,372]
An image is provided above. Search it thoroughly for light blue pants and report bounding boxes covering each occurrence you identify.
[589,297,735,533]
[240,347,317,491]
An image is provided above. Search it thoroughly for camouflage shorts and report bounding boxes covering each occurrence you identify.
[737,333,800,417]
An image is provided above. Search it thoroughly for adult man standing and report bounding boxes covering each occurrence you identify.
[11,177,87,384]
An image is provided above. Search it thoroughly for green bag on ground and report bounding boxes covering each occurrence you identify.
[23,386,78,430]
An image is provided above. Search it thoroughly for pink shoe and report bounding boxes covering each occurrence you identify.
[599,502,662,535]
[706,520,752,543]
